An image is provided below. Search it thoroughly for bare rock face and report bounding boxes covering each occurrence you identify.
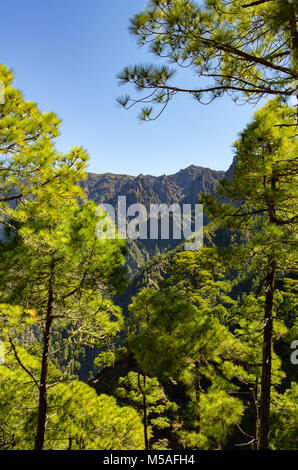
[82,163,232,273]
[83,165,226,209]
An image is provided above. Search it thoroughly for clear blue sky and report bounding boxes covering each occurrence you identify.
[2,0,263,176]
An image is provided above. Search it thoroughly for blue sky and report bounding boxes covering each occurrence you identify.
[2,0,263,176]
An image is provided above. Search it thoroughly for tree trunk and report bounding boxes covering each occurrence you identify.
[34,271,54,450]
[138,372,149,450]
[287,0,298,61]
[253,377,260,450]
[258,258,276,450]
[194,363,201,433]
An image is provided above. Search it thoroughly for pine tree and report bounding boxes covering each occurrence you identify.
[0,64,87,231]
[115,371,178,450]
[127,249,246,449]
[0,64,128,450]
[0,343,62,449]
[0,200,127,450]
[232,292,287,447]
[34,381,145,450]
[201,98,297,449]
[0,347,144,450]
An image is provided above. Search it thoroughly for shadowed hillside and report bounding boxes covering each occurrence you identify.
[83,165,226,273]
[83,165,225,208]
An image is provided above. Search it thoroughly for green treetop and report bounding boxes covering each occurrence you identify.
[127,262,245,449]
[0,64,87,231]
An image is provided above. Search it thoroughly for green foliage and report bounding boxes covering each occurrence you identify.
[270,382,298,449]
[26,381,145,450]
[117,1,297,120]
[0,345,61,449]
[1,51,297,451]
[0,64,87,230]
[201,98,297,271]
[0,65,129,449]
[234,293,286,383]
[0,64,128,374]
[0,199,127,373]
[94,347,129,371]
[178,387,244,450]
[0,349,144,450]
[127,249,246,449]
[200,97,297,449]
[115,371,180,449]
[117,372,176,424]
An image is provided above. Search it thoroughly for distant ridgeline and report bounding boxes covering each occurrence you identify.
[82,164,230,274]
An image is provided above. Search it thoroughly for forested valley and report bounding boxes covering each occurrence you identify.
[0,0,297,453]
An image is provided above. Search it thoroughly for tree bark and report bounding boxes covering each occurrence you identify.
[253,377,260,449]
[138,372,149,450]
[34,265,54,450]
[194,363,201,433]
[258,258,276,450]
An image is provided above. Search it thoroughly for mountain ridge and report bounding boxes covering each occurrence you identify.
[83,164,226,209]
[83,163,230,273]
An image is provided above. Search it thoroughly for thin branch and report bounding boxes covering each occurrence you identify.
[8,335,40,390]
[241,0,272,8]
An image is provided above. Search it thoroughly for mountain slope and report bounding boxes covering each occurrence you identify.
[83,164,227,272]
[83,165,225,208]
